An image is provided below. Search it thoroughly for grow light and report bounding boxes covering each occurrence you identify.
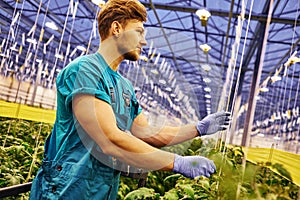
[45,21,58,31]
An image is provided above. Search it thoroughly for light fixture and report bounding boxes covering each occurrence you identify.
[139,55,148,62]
[289,56,300,65]
[200,44,211,53]
[159,79,166,85]
[259,87,269,92]
[271,75,281,83]
[204,87,211,92]
[170,93,176,97]
[91,0,105,7]
[273,136,281,140]
[0,53,8,58]
[150,69,159,75]
[55,53,64,60]
[284,51,300,67]
[203,77,211,83]
[134,87,141,91]
[201,64,211,72]
[45,21,58,31]
[36,59,42,63]
[165,87,172,92]
[10,46,18,52]
[196,9,211,26]
[258,133,264,137]
[26,38,37,45]
[205,94,211,99]
[77,45,87,52]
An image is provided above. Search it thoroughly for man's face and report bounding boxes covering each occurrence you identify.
[117,20,147,61]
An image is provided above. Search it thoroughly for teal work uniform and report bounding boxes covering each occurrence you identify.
[29,52,142,199]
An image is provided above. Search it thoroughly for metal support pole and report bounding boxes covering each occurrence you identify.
[241,0,274,147]
[0,182,32,198]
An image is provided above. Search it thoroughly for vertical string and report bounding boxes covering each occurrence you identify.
[237,0,275,198]
[219,0,254,150]
[215,0,254,195]
[86,6,100,55]
[286,0,300,150]
[48,2,71,88]
[2,1,19,58]
[24,0,43,68]
[62,0,77,66]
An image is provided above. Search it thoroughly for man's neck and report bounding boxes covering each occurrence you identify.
[97,39,124,71]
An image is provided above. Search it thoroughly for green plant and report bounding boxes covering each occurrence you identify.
[1,118,299,200]
[252,162,299,200]
[117,139,299,200]
[0,117,52,199]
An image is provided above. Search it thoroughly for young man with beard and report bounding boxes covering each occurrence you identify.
[30,0,230,199]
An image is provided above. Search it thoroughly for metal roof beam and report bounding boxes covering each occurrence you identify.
[141,1,300,25]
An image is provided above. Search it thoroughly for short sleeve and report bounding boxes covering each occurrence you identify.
[57,60,111,113]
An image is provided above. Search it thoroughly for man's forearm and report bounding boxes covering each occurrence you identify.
[135,124,198,147]
[96,129,175,171]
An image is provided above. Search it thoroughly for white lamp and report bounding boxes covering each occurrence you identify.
[196,9,211,26]
[200,44,211,54]
[45,21,58,31]
[91,0,105,7]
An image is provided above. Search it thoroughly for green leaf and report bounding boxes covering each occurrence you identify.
[164,173,181,182]
[177,184,194,199]
[272,163,292,181]
[199,179,210,189]
[124,187,160,200]
[162,188,179,200]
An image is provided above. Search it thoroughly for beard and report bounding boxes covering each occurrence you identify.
[123,50,140,61]
[117,36,141,61]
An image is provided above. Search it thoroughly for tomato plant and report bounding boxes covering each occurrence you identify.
[119,139,299,200]
[0,117,299,200]
[0,117,51,199]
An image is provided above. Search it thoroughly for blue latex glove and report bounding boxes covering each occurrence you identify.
[173,154,216,178]
[196,111,231,136]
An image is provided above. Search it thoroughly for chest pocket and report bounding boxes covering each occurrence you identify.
[122,91,130,107]
[121,87,135,130]
[107,80,137,131]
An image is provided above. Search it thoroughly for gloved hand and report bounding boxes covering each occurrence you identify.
[196,110,231,136]
[173,154,216,178]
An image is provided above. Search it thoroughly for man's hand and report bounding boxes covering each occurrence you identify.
[173,155,216,178]
[196,111,231,136]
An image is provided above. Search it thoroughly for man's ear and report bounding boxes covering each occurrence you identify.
[111,21,122,37]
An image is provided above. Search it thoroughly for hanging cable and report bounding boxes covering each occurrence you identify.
[30,0,51,105]
[63,0,79,67]
[48,1,72,88]
[86,5,99,55]
[214,0,255,195]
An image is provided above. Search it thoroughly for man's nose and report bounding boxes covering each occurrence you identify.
[140,37,147,46]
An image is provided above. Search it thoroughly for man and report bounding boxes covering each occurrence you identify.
[30,0,230,199]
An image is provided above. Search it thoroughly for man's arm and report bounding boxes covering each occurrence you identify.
[131,110,230,148]
[131,111,198,147]
[73,94,175,171]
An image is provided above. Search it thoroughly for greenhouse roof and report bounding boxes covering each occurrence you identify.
[1,0,300,132]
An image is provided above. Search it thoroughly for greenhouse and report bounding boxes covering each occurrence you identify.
[0,0,300,199]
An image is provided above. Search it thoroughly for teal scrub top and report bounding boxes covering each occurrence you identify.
[30,52,142,200]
